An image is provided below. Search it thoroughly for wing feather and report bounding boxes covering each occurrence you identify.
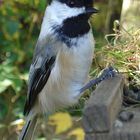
[24,42,56,115]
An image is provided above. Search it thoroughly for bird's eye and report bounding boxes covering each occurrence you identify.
[68,0,75,7]
[67,0,84,8]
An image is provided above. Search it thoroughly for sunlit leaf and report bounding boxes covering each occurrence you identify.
[10,119,25,126]
[37,138,46,140]
[0,79,12,93]
[68,128,85,140]
[11,119,25,131]
[11,78,23,93]
[48,112,73,134]
[20,73,29,81]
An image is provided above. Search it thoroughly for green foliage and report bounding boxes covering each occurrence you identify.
[0,0,47,138]
[0,0,139,139]
[94,25,140,86]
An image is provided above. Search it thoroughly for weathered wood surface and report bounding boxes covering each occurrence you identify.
[82,75,124,133]
[85,109,140,140]
[82,74,140,140]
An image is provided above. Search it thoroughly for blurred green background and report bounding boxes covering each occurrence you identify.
[0,0,140,139]
[0,0,46,126]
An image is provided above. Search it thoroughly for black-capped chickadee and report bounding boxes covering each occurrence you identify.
[19,0,99,139]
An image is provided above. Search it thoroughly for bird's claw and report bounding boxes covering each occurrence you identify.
[99,66,118,82]
[79,66,119,93]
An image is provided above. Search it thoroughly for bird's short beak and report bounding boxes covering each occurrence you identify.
[85,7,99,15]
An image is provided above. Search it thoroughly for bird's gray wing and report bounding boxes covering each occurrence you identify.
[24,41,57,115]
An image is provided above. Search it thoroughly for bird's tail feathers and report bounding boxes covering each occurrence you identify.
[19,112,38,140]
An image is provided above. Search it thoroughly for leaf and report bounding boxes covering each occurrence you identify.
[20,73,29,81]
[0,79,12,93]
[0,64,24,93]
[10,119,25,131]
[36,138,46,140]
[10,119,25,126]
[68,128,85,140]
[4,20,20,36]
[11,78,23,93]
[0,124,6,129]
[38,0,47,11]
[48,112,73,134]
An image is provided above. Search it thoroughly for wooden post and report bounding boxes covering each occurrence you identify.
[82,75,124,132]
[82,75,127,140]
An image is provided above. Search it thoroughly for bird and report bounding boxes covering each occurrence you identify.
[19,0,99,139]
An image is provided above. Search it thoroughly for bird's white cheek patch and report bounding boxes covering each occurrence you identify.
[39,1,86,40]
[47,1,85,24]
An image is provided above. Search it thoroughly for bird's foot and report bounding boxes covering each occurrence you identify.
[80,66,118,93]
[97,66,118,82]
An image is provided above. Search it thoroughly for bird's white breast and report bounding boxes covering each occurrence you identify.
[38,31,95,113]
